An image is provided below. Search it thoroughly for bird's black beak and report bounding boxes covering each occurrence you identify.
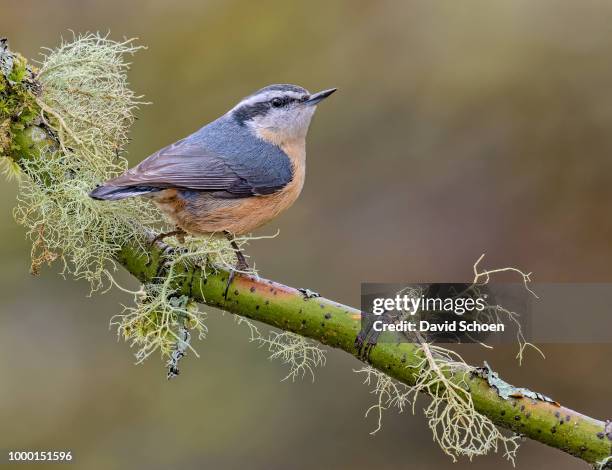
[304,88,337,106]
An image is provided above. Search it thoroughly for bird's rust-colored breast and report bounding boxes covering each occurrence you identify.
[151,137,306,235]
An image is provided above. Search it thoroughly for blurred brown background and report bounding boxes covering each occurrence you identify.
[1,1,612,468]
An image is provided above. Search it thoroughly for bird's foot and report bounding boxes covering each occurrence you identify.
[223,257,249,300]
[298,288,320,299]
[223,232,250,300]
[151,227,187,246]
[224,269,237,300]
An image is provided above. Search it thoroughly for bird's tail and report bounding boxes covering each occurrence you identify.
[89,184,159,201]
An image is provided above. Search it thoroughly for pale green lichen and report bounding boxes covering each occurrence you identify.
[109,241,231,365]
[355,257,544,464]
[471,254,545,364]
[412,344,520,464]
[234,315,327,381]
[35,32,147,172]
[13,33,161,287]
[356,344,520,465]
[7,33,243,368]
[15,148,160,283]
[111,287,206,365]
[264,331,327,382]
[596,455,612,470]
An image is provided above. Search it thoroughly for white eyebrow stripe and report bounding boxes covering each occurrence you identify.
[231,90,306,111]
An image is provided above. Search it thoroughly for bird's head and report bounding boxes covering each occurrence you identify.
[230,84,336,144]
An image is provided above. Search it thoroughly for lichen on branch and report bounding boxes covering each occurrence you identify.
[2,34,242,366]
[11,33,160,287]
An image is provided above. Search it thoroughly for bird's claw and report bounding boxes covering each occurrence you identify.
[224,268,238,300]
[151,228,187,246]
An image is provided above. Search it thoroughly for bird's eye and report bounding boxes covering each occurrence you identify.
[271,97,283,108]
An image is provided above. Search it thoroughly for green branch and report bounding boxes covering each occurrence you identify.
[3,38,611,467]
[123,233,611,465]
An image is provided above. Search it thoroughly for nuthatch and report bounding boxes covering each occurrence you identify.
[90,84,336,294]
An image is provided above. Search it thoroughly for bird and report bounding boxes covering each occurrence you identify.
[89,83,336,296]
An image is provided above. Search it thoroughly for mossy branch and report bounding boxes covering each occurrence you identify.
[2,37,612,468]
[121,233,611,466]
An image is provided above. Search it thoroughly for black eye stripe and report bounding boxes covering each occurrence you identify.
[270,96,294,107]
[233,95,304,125]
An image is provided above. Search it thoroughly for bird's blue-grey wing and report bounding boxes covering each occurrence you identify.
[106,119,293,197]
